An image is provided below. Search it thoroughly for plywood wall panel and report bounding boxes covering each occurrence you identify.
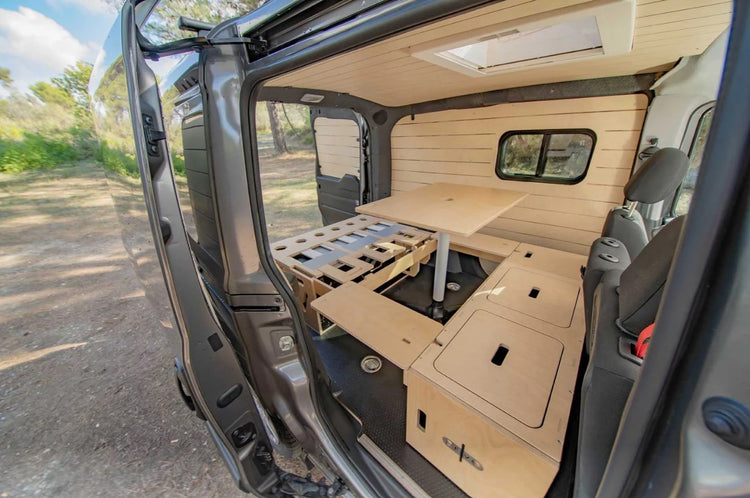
[391,112,647,137]
[389,94,647,254]
[635,3,732,27]
[268,1,730,106]
[314,117,360,178]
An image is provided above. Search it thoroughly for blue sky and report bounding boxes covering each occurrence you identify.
[0,0,118,96]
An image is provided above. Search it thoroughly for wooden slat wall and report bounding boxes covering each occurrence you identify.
[268,0,730,106]
[390,94,648,254]
[314,117,360,178]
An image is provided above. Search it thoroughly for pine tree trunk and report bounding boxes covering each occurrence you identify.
[266,101,288,154]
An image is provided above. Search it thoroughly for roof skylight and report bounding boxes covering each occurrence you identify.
[410,1,635,77]
[436,17,603,73]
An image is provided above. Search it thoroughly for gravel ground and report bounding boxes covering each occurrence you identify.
[0,163,296,497]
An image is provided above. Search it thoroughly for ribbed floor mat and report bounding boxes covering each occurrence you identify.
[313,331,467,497]
[384,265,484,315]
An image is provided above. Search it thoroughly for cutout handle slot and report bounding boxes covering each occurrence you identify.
[417,409,427,431]
[491,345,509,366]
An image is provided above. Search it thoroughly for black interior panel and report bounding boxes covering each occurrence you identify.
[317,173,360,225]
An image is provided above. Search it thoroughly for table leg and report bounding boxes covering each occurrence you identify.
[430,232,450,319]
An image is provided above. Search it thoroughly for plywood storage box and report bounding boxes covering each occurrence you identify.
[405,372,558,498]
[407,255,586,497]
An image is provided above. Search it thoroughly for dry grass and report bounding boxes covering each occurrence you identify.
[257,135,323,242]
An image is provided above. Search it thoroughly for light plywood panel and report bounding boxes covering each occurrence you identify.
[356,182,528,237]
[311,282,442,369]
[267,1,730,106]
[406,371,559,498]
[449,232,520,262]
[314,117,361,179]
[485,267,580,327]
[507,243,588,280]
[434,309,565,427]
[486,217,601,246]
[503,207,607,233]
[483,226,592,255]
[391,170,624,202]
[389,94,646,253]
[410,255,586,462]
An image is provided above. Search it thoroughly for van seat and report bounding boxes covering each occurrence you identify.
[577,215,686,496]
[602,148,688,258]
[582,237,631,342]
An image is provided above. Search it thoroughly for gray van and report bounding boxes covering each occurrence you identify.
[91,1,750,496]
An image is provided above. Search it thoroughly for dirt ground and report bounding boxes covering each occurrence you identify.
[0,163,306,497]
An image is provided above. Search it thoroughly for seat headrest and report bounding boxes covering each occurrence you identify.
[624,148,689,204]
[618,216,686,334]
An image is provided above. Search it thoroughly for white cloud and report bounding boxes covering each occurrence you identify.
[46,0,119,15]
[0,7,96,73]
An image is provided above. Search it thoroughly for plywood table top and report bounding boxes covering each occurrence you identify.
[356,183,528,237]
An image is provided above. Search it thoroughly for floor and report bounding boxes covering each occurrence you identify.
[313,330,467,498]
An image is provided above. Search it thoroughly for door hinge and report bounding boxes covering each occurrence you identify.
[246,36,269,59]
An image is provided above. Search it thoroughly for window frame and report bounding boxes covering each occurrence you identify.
[495,128,597,185]
[669,103,716,217]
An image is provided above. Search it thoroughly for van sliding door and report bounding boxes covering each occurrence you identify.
[311,107,366,224]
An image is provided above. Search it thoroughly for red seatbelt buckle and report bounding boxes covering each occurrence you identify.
[635,323,655,359]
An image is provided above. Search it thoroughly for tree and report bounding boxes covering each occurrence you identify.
[0,67,12,89]
[137,0,292,153]
[141,0,262,43]
[266,101,288,154]
[50,62,94,132]
[51,62,93,112]
[30,81,74,107]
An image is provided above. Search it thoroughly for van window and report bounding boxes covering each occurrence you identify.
[496,130,595,184]
[673,107,714,216]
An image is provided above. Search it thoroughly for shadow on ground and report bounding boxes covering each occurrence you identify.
[0,163,289,497]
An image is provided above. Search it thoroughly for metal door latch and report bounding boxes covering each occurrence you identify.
[442,437,483,471]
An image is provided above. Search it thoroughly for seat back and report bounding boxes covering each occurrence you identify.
[582,237,630,348]
[576,216,686,497]
[617,216,686,335]
[601,147,689,258]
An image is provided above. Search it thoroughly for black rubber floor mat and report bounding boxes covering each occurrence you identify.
[313,332,467,497]
[384,265,484,315]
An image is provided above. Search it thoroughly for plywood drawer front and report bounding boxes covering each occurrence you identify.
[406,372,558,498]
[434,310,563,428]
[487,267,580,327]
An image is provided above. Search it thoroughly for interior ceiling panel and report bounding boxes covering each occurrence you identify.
[267,0,732,106]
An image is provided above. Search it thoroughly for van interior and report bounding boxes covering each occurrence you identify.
[174,0,731,496]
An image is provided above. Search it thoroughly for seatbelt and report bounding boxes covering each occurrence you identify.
[635,323,655,359]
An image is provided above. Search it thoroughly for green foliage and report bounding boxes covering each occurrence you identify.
[96,141,139,177]
[96,140,186,179]
[0,63,98,173]
[142,0,262,43]
[171,152,186,176]
[0,67,12,89]
[0,132,82,173]
[502,134,542,175]
[30,81,74,107]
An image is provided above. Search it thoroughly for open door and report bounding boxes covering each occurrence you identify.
[120,2,281,494]
[311,107,366,224]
